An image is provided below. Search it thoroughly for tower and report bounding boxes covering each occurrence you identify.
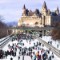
[23,4,26,9]
[41,1,48,16]
[48,9,51,15]
[55,7,59,15]
[22,4,26,16]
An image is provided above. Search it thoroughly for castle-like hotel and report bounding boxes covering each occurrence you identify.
[18,1,60,27]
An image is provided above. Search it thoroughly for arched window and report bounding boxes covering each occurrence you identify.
[35,22,38,26]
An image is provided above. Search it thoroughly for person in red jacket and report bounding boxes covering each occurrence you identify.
[37,54,41,60]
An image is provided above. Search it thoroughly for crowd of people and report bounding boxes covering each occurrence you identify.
[0,34,55,60]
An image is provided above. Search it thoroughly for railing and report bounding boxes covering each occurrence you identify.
[0,36,10,43]
[38,37,60,58]
[0,35,11,49]
[9,26,54,30]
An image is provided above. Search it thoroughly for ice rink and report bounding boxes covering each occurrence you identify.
[0,37,60,60]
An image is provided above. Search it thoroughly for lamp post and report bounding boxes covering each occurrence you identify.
[7,30,8,35]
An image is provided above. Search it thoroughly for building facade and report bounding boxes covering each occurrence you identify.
[18,1,60,27]
[15,1,60,36]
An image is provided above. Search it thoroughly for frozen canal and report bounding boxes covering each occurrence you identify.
[0,37,60,60]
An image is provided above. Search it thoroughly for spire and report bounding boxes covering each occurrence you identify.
[41,1,48,16]
[42,1,47,9]
[56,7,59,13]
[55,6,59,15]
[22,4,26,16]
[23,4,26,9]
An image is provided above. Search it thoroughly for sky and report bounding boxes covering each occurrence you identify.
[0,0,60,23]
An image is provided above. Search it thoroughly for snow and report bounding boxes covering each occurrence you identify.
[42,36,60,50]
[2,40,18,51]
[0,36,10,41]
[1,37,60,60]
[17,39,40,48]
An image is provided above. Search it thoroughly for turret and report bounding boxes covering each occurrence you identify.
[55,7,59,15]
[41,1,48,16]
[22,4,26,16]
[42,1,47,10]
[23,4,26,9]
[29,10,33,16]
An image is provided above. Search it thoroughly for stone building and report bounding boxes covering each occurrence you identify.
[18,1,60,27]
[15,1,60,36]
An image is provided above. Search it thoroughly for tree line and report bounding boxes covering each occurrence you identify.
[51,22,60,40]
[0,21,8,38]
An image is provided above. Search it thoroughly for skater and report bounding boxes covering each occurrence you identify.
[18,56,20,60]
[48,56,51,60]
[10,57,13,60]
[37,54,41,60]
[22,55,24,60]
[42,53,47,60]
[32,52,36,60]
[51,52,54,58]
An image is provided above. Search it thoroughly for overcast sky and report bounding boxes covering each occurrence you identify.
[0,0,60,23]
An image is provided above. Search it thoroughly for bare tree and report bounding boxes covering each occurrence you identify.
[0,16,8,38]
[51,22,60,40]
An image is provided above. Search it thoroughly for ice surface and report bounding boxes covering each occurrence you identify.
[1,37,60,60]
[42,36,60,50]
